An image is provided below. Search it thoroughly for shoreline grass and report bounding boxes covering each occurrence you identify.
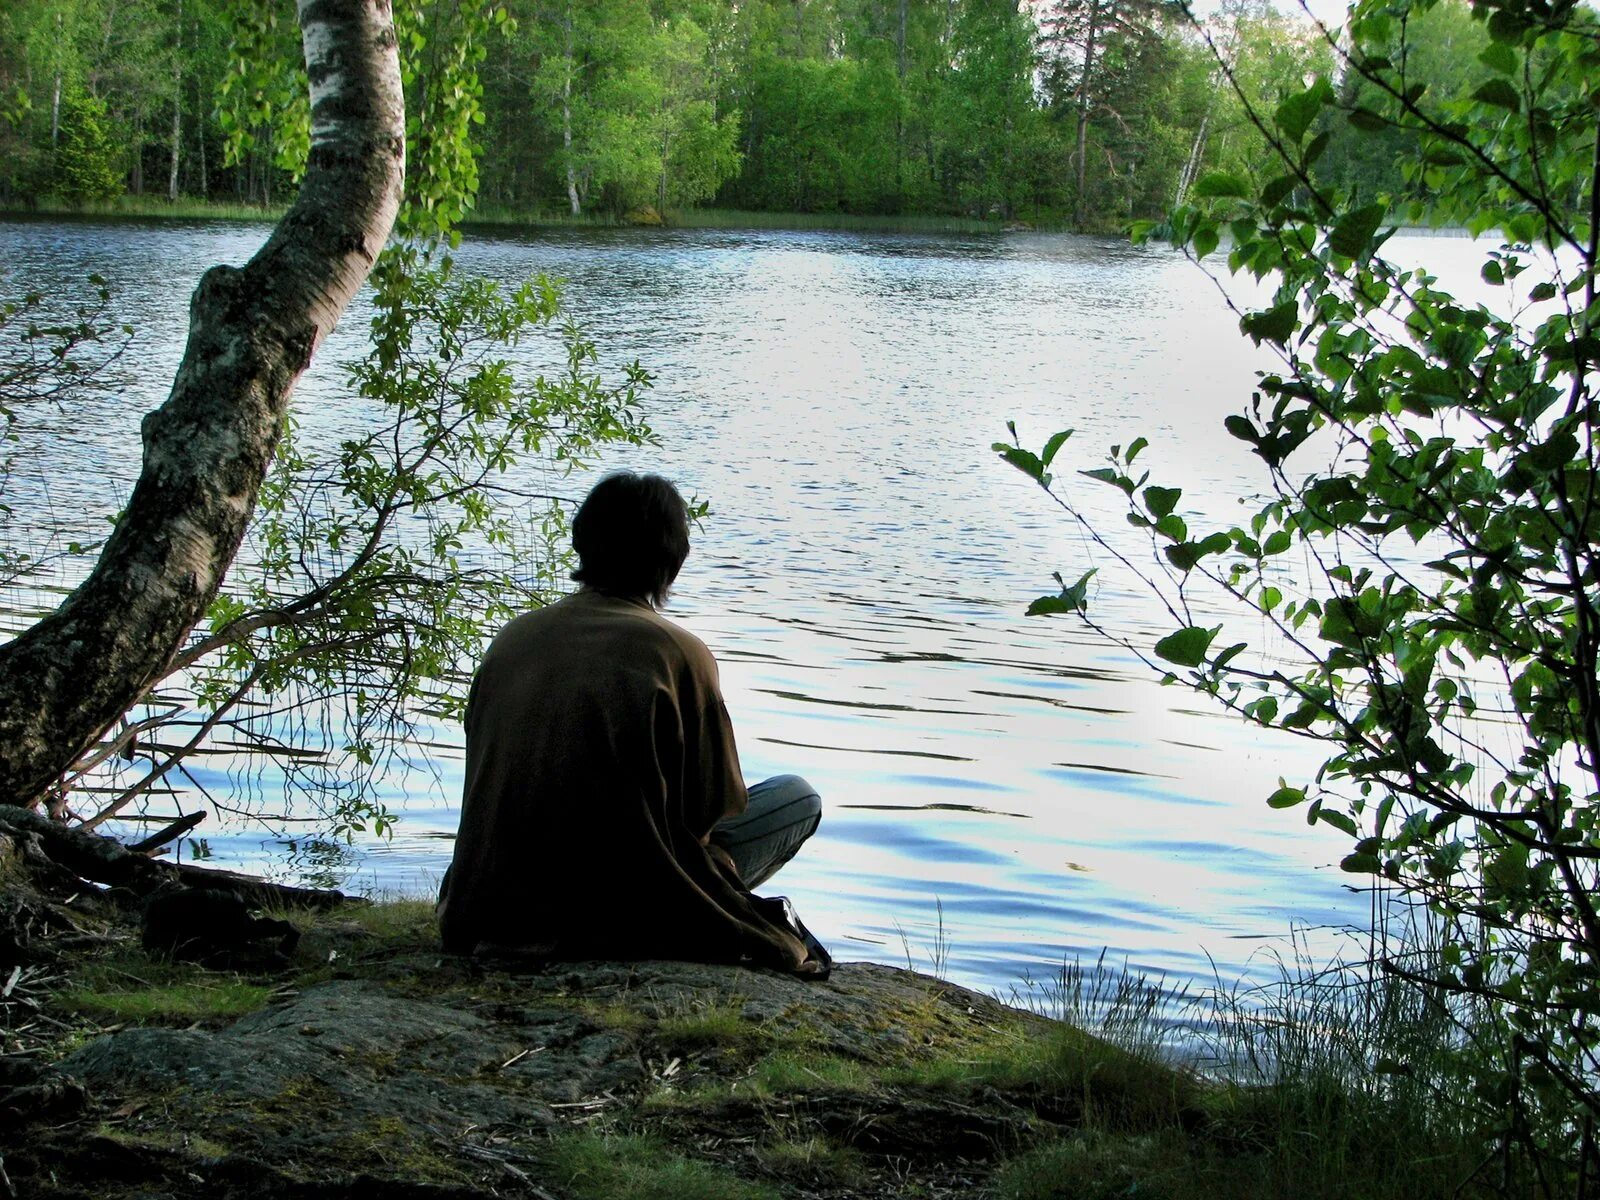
[466,202,1039,234]
[2,195,288,222]
[3,194,1051,236]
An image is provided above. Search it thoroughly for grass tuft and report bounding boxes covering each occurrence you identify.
[339,898,437,942]
[994,1133,1185,1200]
[541,1130,779,1200]
[751,1050,874,1094]
[59,979,274,1022]
[655,999,760,1056]
[753,1134,867,1187]
[991,928,1515,1200]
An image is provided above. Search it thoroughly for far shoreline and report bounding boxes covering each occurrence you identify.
[0,195,1069,237]
[1,198,1484,245]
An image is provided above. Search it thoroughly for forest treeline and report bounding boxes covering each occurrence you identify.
[0,0,1508,229]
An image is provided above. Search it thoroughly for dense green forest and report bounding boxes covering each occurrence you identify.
[0,0,1510,228]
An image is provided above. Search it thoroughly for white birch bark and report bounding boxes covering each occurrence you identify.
[1072,0,1102,229]
[50,12,62,149]
[562,3,580,217]
[0,0,405,808]
[168,0,183,202]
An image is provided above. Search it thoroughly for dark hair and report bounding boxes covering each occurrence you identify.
[571,472,691,607]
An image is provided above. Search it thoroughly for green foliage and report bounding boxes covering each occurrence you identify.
[1,0,1515,225]
[217,0,308,181]
[1313,0,1497,204]
[750,1136,866,1190]
[942,0,1046,220]
[393,0,509,241]
[509,0,740,219]
[1001,0,1600,1174]
[186,264,651,834]
[53,90,122,202]
[1039,0,1184,226]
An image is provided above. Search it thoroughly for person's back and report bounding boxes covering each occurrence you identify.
[437,472,825,973]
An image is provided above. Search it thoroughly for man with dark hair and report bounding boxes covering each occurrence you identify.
[437,471,827,975]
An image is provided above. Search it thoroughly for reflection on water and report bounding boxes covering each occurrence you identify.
[0,215,1486,998]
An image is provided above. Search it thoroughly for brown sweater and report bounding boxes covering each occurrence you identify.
[437,589,809,970]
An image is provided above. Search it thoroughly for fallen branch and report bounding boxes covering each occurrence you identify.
[127,811,206,856]
[0,805,361,911]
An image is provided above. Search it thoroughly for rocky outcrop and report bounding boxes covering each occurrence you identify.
[6,932,1107,1199]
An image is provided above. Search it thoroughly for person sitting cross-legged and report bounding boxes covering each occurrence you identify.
[437,471,828,976]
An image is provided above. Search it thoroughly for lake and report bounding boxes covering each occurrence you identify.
[2,215,1439,1001]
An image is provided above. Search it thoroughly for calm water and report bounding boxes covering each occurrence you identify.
[3,216,1446,998]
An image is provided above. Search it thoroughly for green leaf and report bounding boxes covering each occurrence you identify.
[1347,108,1388,133]
[1256,177,1293,211]
[1340,852,1381,874]
[1155,513,1188,542]
[1028,569,1098,616]
[1518,429,1579,473]
[1081,467,1123,488]
[1154,626,1216,668]
[1247,696,1279,723]
[1194,171,1250,199]
[1472,79,1522,112]
[1274,87,1326,143]
[1165,543,1200,571]
[1041,429,1074,467]
[994,444,1044,481]
[1143,486,1181,519]
[1329,203,1386,260]
[1224,414,1259,445]
[1263,530,1292,555]
[1478,42,1518,74]
[1487,7,1527,41]
[1241,301,1298,345]
[1319,809,1359,836]
[1213,642,1247,669]
[1267,786,1306,809]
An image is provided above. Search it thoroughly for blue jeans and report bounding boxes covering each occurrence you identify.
[710,774,821,888]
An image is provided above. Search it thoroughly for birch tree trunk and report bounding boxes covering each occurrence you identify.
[168,0,183,203]
[1071,0,1101,229]
[131,113,145,195]
[50,12,62,150]
[562,3,581,217]
[197,73,208,197]
[895,0,907,204]
[1173,107,1209,208]
[0,0,405,809]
